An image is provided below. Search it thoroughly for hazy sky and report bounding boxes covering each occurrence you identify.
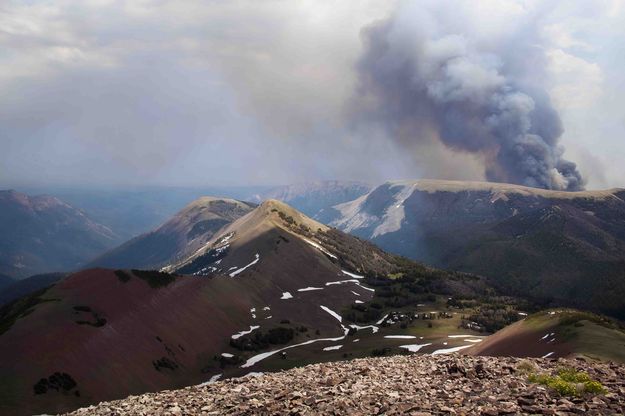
[1,0,624,189]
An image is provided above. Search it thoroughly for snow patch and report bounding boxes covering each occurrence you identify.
[280,292,293,300]
[229,253,260,277]
[326,279,359,286]
[303,239,337,259]
[399,343,432,352]
[542,352,555,358]
[356,282,375,292]
[384,335,416,339]
[448,335,483,339]
[320,305,342,322]
[376,313,389,325]
[231,325,260,340]
[431,345,472,355]
[349,324,379,334]
[241,326,349,368]
[322,345,343,351]
[198,373,222,386]
[221,353,234,358]
[371,183,418,237]
[298,287,323,292]
[341,270,364,279]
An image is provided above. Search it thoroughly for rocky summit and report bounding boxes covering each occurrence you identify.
[66,355,625,415]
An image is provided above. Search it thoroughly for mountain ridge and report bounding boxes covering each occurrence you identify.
[88,197,256,270]
[329,179,625,319]
[0,190,118,278]
[0,199,419,415]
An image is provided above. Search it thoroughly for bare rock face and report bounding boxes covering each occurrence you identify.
[66,355,625,415]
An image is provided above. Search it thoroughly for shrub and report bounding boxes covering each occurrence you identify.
[152,357,178,372]
[33,372,77,395]
[230,327,295,351]
[75,317,107,327]
[528,368,606,397]
[131,270,176,288]
[558,367,591,383]
[371,348,389,357]
[584,381,607,394]
[517,359,538,374]
[114,270,132,283]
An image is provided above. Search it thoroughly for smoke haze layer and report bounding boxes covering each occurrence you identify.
[3,1,625,189]
[353,2,585,190]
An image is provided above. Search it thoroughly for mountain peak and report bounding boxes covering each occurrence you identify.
[255,199,329,233]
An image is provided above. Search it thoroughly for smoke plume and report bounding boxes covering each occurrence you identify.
[353,2,585,190]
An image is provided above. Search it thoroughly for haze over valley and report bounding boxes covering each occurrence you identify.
[1,1,625,415]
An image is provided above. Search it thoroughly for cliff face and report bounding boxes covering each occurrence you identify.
[66,355,625,415]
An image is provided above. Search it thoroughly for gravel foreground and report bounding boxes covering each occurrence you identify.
[65,355,625,415]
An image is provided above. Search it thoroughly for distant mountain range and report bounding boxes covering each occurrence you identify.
[89,179,625,319]
[329,180,625,318]
[26,185,271,241]
[2,193,624,415]
[0,190,118,278]
[248,180,372,222]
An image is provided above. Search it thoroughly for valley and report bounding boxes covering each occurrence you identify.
[1,197,624,415]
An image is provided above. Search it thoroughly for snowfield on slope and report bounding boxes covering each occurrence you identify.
[231,325,260,340]
[229,253,260,277]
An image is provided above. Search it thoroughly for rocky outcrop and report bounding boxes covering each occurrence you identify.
[66,355,625,415]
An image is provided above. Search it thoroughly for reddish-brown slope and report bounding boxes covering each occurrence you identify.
[0,203,380,415]
[466,319,571,359]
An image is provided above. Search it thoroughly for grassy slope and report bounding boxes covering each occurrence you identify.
[469,309,625,363]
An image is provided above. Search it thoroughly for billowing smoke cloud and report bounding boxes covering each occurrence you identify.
[353,2,585,190]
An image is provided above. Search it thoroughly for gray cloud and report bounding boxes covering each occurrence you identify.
[0,1,623,190]
[351,1,585,190]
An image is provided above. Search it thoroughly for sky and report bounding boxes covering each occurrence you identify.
[1,0,624,190]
